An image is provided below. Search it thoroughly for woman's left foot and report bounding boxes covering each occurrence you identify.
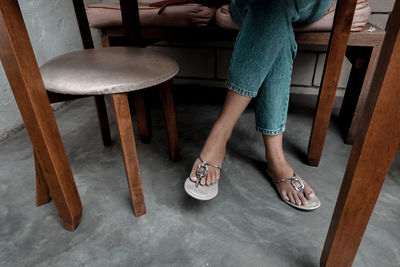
[267,158,320,209]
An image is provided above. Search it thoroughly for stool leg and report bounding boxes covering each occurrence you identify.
[34,151,51,206]
[94,96,112,146]
[159,79,180,161]
[131,91,152,143]
[112,93,146,216]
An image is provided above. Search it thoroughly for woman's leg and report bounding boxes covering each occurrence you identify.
[252,33,315,206]
[188,90,251,185]
[189,0,299,185]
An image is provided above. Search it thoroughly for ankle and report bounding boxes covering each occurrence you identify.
[211,120,233,142]
[266,153,293,176]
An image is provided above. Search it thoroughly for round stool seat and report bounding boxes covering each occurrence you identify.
[40,47,179,95]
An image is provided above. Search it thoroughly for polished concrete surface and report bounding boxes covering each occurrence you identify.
[0,90,399,266]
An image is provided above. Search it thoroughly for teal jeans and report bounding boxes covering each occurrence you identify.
[226,0,332,135]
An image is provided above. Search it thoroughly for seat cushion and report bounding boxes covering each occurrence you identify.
[215,0,371,32]
[40,47,179,95]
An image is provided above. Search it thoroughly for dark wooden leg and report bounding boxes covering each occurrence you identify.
[34,151,51,206]
[321,2,400,265]
[339,46,371,142]
[131,90,152,143]
[0,1,82,231]
[159,79,180,161]
[94,95,112,146]
[101,35,111,47]
[307,0,357,166]
[112,93,146,217]
[344,44,382,144]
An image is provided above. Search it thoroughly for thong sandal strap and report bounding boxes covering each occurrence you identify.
[274,172,305,192]
[198,156,222,170]
[194,156,222,187]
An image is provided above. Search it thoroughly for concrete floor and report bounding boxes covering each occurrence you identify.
[0,90,399,267]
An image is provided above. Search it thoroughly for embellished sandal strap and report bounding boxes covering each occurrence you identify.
[198,156,222,170]
[274,172,305,192]
[274,172,297,184]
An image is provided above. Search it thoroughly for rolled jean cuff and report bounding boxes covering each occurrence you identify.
[256,125,286,136]
[225,81,258,98]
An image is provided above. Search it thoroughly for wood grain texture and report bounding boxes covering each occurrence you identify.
[0,0,82,231]
[307,0,358,166]
[159,79,180,161]
[112,93,146,216]
[321,1,400,265]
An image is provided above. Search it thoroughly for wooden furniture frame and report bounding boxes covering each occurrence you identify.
[96,3,385,166]
[0,0,180,230]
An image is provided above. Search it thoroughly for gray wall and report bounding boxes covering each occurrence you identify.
[0,0,83,141]
[0,0,396,140]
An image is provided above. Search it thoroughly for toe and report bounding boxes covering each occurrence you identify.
[211,170,217,184]
[300,179,315,200]
[293,193,302,206]
[189,159,200,181]
[298,192,308,205]
[288,193,296,205]
[280,191,290,201]
[206,173,212,186]
[304,187,315,200]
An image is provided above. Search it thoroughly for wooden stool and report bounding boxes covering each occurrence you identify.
[36,46,179,218]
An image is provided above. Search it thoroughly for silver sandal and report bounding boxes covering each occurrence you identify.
[184,156,222,200]
[272,171,321,210]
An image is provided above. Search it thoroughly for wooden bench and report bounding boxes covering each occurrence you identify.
[96,16,385,158]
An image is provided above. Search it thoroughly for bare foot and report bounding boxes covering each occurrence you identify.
[267,157,315,206]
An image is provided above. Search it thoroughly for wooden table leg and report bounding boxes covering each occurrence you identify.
[112,93,146,217]
[307,0,358,166]
[159,79,180,161]
[321,2,400,265]
[0,0,82,231]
